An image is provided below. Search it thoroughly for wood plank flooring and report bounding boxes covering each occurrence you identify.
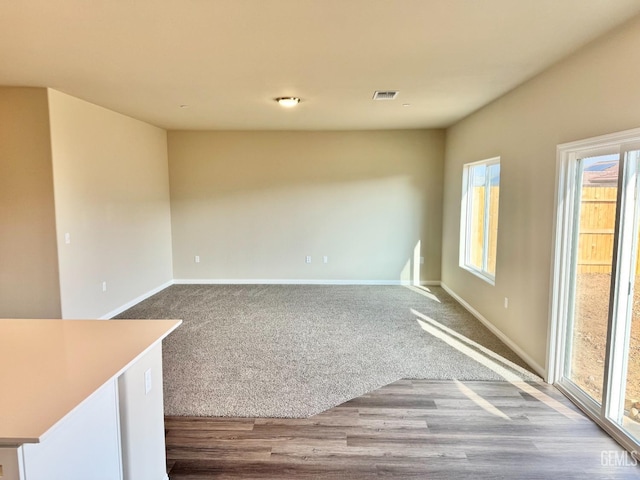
[165,379,640,479]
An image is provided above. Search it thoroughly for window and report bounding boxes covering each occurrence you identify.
[460,157,500,284]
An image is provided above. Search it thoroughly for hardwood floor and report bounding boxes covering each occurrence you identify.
[165,379,640,479]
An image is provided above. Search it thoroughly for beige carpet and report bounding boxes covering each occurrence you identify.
[117,284,539,418]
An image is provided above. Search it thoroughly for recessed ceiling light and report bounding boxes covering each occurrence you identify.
[275,97,300,107]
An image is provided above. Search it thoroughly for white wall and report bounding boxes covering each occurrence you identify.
[48,90,173,319]
[0,88,61,319]
[442,15,640,373]
[118,344,166,480]
[168,130,445,283]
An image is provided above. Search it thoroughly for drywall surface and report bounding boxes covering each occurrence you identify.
[442,15,640,372]
[0,87,61,318]
[48,90,173,319]
[169,130,444,283]
[118,343,166,480]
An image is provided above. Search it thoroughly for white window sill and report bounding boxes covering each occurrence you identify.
[459,264,495,286]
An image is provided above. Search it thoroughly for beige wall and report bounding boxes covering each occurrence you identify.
[0,88,61,318]
[169,130,444,283]
[442,15,640,373]
[48,90,173,319]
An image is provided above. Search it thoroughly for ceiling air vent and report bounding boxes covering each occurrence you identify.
[372,90,399,100]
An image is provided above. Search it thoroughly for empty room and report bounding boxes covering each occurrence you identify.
[2,1,640,479]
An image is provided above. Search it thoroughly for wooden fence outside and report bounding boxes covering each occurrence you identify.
[470,186,499,275]
[578,186,640,274]
[469,186,639,275]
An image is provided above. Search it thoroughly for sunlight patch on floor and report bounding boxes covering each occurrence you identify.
[404,285,441,303]
[453,379,511,420]
[413,309,583,420]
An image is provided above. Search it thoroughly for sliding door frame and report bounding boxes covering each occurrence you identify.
[548,127,640,455]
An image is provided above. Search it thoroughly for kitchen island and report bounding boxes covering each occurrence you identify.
[0,318,181,480]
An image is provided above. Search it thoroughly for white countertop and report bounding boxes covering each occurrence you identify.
[0,318,181,446]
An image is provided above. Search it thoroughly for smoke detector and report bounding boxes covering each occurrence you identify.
[372,90,399,100]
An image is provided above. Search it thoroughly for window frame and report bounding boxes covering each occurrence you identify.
[459,156,501,285]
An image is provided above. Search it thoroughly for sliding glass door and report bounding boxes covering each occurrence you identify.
[552,131,640,454]
[605,148,640,441]
[564,153,620,407]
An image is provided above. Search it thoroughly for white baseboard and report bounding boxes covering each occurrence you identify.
[440,282,546,378]
[97,278,544,378]
[100,280,175,320]
[96,279,441,320]
[173,278,441,286]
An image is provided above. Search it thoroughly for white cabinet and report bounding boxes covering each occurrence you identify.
[0,380,122,480]
[0,319,180,480]
[21,379,122,480]
[118,344,167,480]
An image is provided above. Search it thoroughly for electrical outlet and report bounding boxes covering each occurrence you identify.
[305,255,312,264]
[64,232,71,244]
[102,281,107,292]
[504,297,509,309]
[323,256,329,264]
[195,255,200,263]
[144,368,152,395]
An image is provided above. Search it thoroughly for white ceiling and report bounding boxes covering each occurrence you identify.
[1,0,639,130]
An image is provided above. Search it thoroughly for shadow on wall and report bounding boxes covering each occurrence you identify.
[168,130,444,282]
[168,131,438,198]
[172,175,427,280]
